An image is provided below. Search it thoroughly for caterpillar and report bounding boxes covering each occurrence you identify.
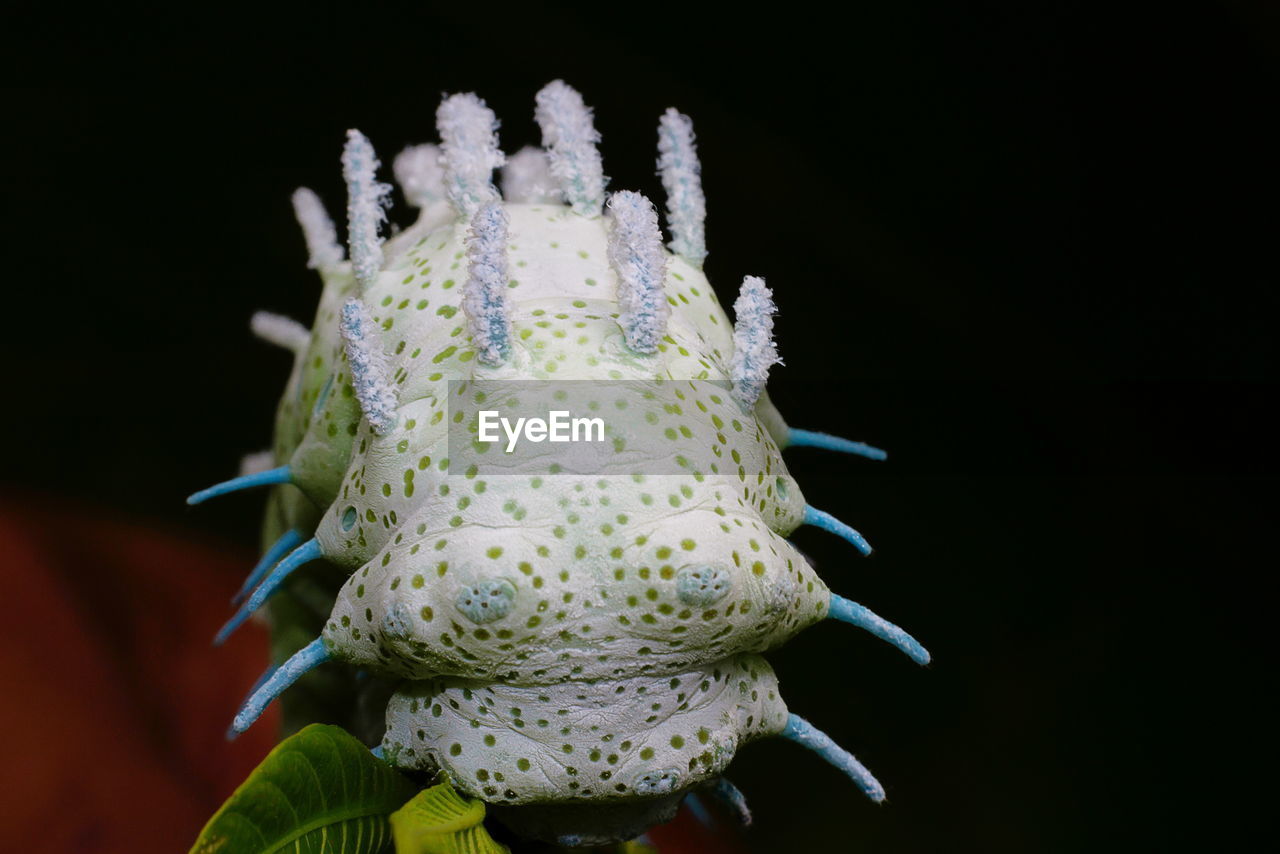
[191,80,929,847]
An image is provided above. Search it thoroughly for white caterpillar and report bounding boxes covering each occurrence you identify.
[190,81,925,846]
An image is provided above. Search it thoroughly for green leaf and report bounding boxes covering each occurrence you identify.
[389,776,510,854]
[191,724,419,854]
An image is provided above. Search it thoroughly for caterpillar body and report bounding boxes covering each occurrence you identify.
[193,82,928,846]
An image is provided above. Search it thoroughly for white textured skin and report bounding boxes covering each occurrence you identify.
[382,655,788,804]
[308,203,802,570]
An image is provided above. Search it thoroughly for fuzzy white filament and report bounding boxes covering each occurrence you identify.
[291,187,344,270]
[535,80,606,217]
[657,109,707,266]
[341,130,393,291]
[339,298,397,435]
[437,93,505,218]
[607,191,669,354]
[250,310,310,354]
[730,276,781,407]
[393,144,445,208]
[462,203,514,366]
[502,147,563,204]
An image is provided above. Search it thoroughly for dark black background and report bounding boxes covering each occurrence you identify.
[3,2,1276,851]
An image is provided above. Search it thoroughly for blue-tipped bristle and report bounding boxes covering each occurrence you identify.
[709,778,752,827]
[230,637,330,736]
[214,537,322,646]
[828,594,931,665]
[232,528,304,606]
[186,465,292,505]
[683,792,713,828]
[779,714,887,802]
[803,504,873,556]
[788,428,888,461]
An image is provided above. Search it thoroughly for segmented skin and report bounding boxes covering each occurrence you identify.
[381,655,788,803]
[259,200,831,805]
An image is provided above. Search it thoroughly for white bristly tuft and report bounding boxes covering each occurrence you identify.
[535,80,606,217]
[657,109,707,266]
[502,147,563,204]
[339,298,397,435]
[393,144,445,208]
[462,202,514,366]
[291,187,344,270]
[238,450,276,477]
[341,130,393,291]
[606,191,669,354]
[250,311,310,354]
[730,276,781,407]
[437,93,505,218]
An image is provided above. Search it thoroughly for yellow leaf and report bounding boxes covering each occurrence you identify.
[390,777,510,854]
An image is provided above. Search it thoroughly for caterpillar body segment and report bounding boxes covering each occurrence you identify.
[302,199,808,573]
[265,247,363,514]
[323,482,822,683]
[380,654,789,805]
